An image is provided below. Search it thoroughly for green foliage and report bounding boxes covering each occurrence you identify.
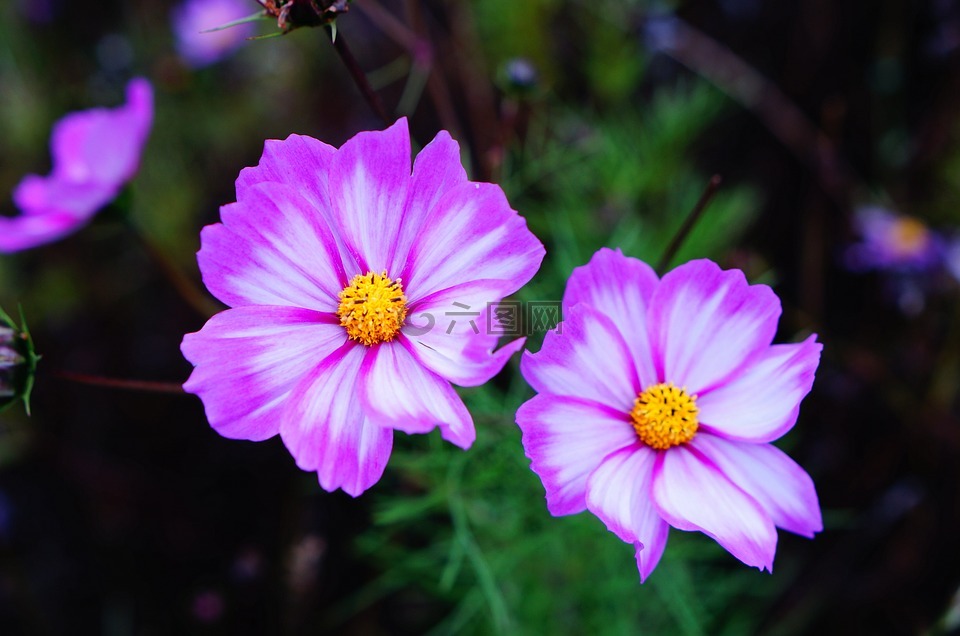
[339,380,786,635]
[503,80,758,300]
[473,0,654,104]
[338,10,773,631]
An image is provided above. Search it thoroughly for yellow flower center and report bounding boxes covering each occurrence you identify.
[890,217,929,256]
[337,271,408,346]
[630,382,699,450]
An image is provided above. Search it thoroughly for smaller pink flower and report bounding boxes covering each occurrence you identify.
[0,79,153,253]
[516,249,823,581]
[172,0,255,67]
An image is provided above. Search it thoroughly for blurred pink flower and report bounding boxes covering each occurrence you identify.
[0,79,153,253]
[182,119,545,496]
[517,249,822,581]
[172,0,255,67]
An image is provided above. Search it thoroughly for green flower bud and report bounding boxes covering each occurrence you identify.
[0,306,39,415]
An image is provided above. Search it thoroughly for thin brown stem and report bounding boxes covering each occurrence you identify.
[329,28,391,126]
[657,175,723,275]
[55,370,185,394]
[445,2,499,181]
[358,0,461,137]
[356,0,418,50]
[128,223,219,319]
[403,0,462,139]
[654,17,856,208]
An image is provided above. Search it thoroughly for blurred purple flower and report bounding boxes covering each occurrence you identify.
[517,250,823,581]
[172,0,255,67]
[845,207,942,272]
[191,589,224,623]
[181,119,545,497]
[946,238,960,283]
[0,79,153,253]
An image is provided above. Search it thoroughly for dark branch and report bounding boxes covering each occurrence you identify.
[657,174,723,275]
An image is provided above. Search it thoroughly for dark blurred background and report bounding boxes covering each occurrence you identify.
[4,0,960,634]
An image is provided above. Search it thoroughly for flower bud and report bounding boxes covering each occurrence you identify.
[500,58,540,95]
[0,307,38,415]
[259,0,349,34]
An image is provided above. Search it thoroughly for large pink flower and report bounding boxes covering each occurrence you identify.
[516,249,822,580]
[182,119,545,496]
[0,78,153,253]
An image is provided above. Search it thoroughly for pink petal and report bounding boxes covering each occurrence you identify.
[13,173,116,218]
[181,306,346,442]
[389,130,468,276]
[563,247,660,388]
[652,444,777,571]
[691,434,822,537]
[326,118,411,273]
[648,259,781,394]
[234,134,360,277]
[2,79,153,253]
[516,394,637,516]
[402,279,523,386]
[281,344,394,497]
[697,335,822,442]
[198,182,347,309]
[584,444,669,581]
[235,134,336,211]
[520,305,639,410]
[49,78,153,186]
[401,180,545,302]
[359,341,475,449]
[0,195,87,252]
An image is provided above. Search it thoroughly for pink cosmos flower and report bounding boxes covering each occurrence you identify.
[516,249,822,580]
[172,0,255,67]
[181,118,545,496]
[0,78,153,253]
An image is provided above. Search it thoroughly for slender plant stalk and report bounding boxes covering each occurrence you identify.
[657,175,723,275]
[355,0,462,137]
[329,27,391,125]
[128,223,220,319]
[654,17,862,208]
[445,1,499,181]
[356,0,418,49]
[55,370,185,394]
[403,0,462,140]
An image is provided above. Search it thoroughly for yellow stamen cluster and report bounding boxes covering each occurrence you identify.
[337,271,408,346]
[630,382,699,450]
[890,217,929,256]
